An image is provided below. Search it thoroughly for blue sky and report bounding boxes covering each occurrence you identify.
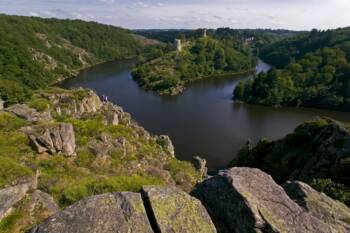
[1,0,350,30]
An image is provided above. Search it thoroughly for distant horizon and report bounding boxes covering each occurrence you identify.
[1,0,350,30]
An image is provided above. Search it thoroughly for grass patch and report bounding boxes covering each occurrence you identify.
[59,175,164,206]
[0,157,33,189]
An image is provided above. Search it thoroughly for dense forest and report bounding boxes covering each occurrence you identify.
[0,14,163,104]
[234,27,350,111]
[132,35,255,95]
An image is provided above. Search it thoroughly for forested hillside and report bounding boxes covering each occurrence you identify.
[230,117,350,206]
[0,14,158,104]
[234,28,350,111]
[132,36,255,95]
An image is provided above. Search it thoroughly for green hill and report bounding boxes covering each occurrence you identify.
[230,117,350,206]
[234,28,350,111]
[132,36,255,95]
[0,14,156,104]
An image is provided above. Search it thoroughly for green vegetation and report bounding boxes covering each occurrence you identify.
[0,14,164,104]
[132,36,255,95]
[234,28,350,111]
[230,117,350,205]
[0,88,200,202]
[59,175,164,206]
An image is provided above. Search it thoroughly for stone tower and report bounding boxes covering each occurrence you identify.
[174,39,182,52]
[203,29,207,38]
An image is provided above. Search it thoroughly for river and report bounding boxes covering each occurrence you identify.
[61,60,350,170]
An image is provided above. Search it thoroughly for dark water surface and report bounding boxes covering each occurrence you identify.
[62,60,350,170]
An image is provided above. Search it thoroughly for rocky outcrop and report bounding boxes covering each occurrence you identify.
[0,183,30,222]
[30,192,154,233]
[156,135,175,157]
[51,89,102,117]
[283,181,350,232]
[7,104,52,122]
[193,167,334,233]
[31,186,216,233]
[141,186,217,233]
[192,156,208,177]
[24,123,76,156]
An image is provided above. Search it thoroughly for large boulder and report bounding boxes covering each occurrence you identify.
[192,156,208,177]
[30,192,154,233]
[25,123,76,156]
[283,181,350,232]
[192,167,334,233]
[7,104,52,123]
[141,185,217,233]
[0,183,30,222]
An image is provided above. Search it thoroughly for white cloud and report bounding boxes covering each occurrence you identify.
[1,0,350,29]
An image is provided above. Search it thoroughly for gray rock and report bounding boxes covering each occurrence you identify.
[141,185,217,233]
[102,102,129,126]
[31,192,154,233]
[193,167,334,233]
[7,104,52,122]
[52,89,102,117]
[25,123,76,156]
[192,156,208,177]
[283,181,350,232]
[0,184,30,222]
[156,135,175,157]
[31,190,59,216]
[78,90,102,114]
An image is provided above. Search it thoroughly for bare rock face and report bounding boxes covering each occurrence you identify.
[101,102,132,126]
[193,167,334,233]
[0,183,30,222]
[156,135,175,157]
[7,104,52,123]
[25,123,76,156]
[52,89,102,117]
[31,192,154,233]
[192,156,208,177]
[141,185,217,233]
[283,181,350,232]
[78,90,102,114]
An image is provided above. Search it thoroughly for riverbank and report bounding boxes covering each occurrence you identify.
[62,59,350,170]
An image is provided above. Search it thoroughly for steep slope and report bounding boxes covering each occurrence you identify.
[132,36,255,95]
[234,28,350,111]
[0,88,201,232]
[0,14,152,104]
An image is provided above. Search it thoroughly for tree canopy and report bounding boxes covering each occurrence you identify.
[235,28,350,111]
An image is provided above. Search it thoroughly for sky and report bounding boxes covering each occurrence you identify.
[1,0,350,30]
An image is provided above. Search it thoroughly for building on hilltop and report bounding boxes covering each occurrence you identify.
[174,39,182,52]
[203,29,207,38]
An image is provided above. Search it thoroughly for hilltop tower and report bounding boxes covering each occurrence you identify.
[203,29,207,38]
[174,39,182,52]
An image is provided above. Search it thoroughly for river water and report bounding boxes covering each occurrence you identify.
[62,60,350,170]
